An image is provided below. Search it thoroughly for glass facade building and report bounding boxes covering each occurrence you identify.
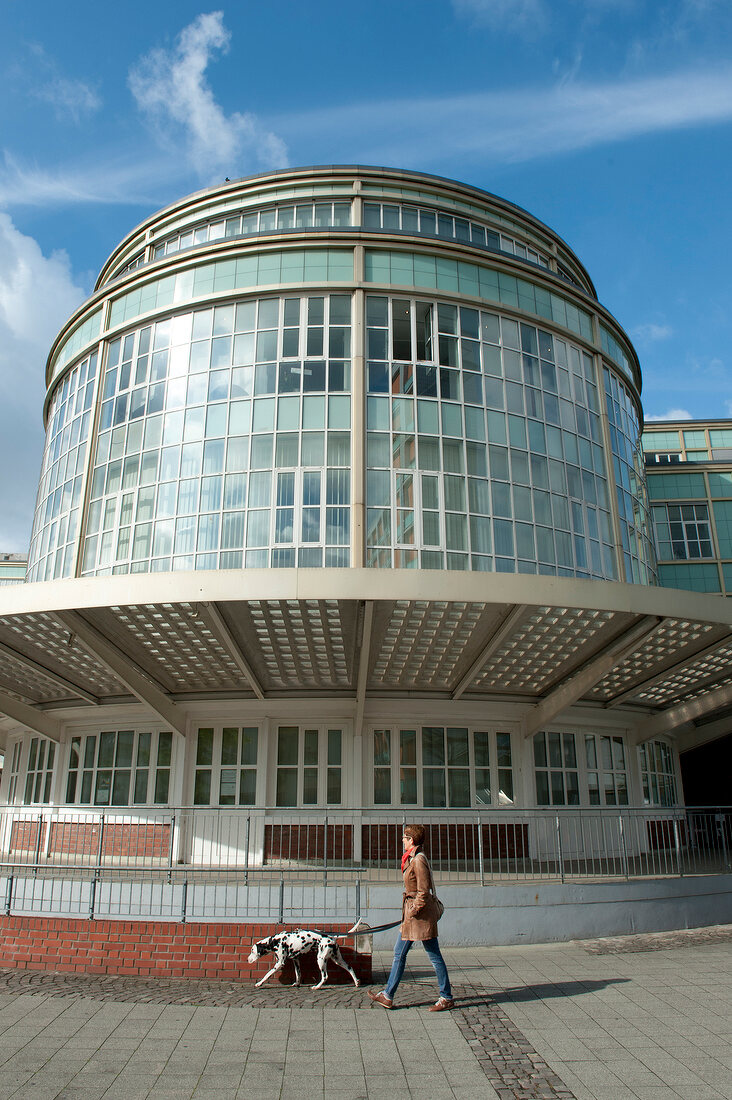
[27,166,656,587]
[12,166,732,830]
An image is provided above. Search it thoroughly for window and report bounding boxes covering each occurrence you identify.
[652,503,713,560]
[193,726,258,805]
[584,734,628,805]
[152,201,352,257]
[26,350,97,583]
[66,730,172,805]
[80,293,351,576]
[360,203,553,270]
[366,294,617,579]
[639,741,678,807]
[275,725,342,806]
[603,368,657,584]
[23,737,56,804]
[371,726,513,806]
[533,731,579,805]
[6,741,21,803]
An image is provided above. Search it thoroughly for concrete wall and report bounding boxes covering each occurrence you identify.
[366,875,732,947]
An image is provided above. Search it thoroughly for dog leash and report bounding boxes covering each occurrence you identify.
[336,917,402,938]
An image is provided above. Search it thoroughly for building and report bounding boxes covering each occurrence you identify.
[644,418,732,595]
[642,418,732,809]
[0,555,26,587]
[0,167,730,908]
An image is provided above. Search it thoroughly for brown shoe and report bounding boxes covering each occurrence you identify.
[429,997,455,1012]
[368,990,393,1009]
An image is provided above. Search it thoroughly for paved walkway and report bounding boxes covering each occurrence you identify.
[0,926,728,1099]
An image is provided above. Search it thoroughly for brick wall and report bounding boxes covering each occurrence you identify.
[363,822,528,862]
[264,824,353,861]
[0,917,370,985]
[8,821,171,861]
[49,822,171,859]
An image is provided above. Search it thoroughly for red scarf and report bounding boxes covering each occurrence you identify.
[401,843,417,872]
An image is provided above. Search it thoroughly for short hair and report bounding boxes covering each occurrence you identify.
[404,824,425,846]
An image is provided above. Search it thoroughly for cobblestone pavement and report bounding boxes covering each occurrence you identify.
[0,926,727,1098]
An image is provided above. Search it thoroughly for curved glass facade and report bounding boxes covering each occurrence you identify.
[28,167,657,586]
[365,297,616,577]
[80,294,351,576]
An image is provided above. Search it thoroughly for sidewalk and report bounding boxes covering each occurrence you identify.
[0,926,727,1099]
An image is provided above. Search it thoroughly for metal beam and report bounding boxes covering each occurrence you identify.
[636,679,732,742]
[676,716,732,754]
[197,602,265,700]
[0,637,99,705]
[605,630,732,708]
[54,610,188,736]
[355,601,375,739]
[451,605,526,699]
[521,616,661,739]
[0,692,62,741]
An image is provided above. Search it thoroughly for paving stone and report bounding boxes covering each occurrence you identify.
[0,929,728,1098]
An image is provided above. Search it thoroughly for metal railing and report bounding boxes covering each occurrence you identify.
[0,804,728,920]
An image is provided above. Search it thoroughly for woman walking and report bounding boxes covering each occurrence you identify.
[368,824,454,1011]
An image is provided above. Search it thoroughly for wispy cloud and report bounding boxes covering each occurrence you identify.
[0,151,168,208]
[645,408,693,421]
[129,11,287,181]
[0,214,86,549]
[632,323,673,342]
[273,66,732,167]
[36,77,101,125]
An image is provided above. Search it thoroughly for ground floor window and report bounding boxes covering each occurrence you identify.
[534,731,579,805]
[639,740,677,806]
[22,737,56,804]
[372,726,514,807]
[275,725,342,806]
[66,729,172,805]
[194,726,259,805]
[534,730,633,807]
[6,740,22,803]
[584,734,629,805]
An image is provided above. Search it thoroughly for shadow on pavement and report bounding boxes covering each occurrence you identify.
[490,978,631,1002]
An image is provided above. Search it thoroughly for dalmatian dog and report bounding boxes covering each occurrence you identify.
[247,929,360,989]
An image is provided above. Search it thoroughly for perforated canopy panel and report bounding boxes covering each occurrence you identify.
[0,570,730,739]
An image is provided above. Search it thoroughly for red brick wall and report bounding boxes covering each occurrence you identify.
[9,820,46,853]
[647,819,686,850]
[48,822,171,860]
[363,822,528,862]
[265,824,353,862]
[8,821,171,861]
[0,916,370,985]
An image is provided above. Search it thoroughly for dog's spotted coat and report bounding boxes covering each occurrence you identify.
[247,929,360,989]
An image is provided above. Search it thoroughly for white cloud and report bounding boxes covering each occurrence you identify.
[273,66,732,167]
[0,150,165,208]
[632,323,673,342]
[129,11,287,180]
[645,408,694,421]
[0,214,86,550]
[36,78,101,124]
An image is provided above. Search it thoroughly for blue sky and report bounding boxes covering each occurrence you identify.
[2,0,732,550]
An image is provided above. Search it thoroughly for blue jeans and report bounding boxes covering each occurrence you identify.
[384,936,452,1001]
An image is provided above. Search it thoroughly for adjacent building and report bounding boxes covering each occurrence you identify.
[644,419,732,596]
[0,555,26,587]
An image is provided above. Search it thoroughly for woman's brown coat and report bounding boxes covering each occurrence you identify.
[400,850,439,941]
